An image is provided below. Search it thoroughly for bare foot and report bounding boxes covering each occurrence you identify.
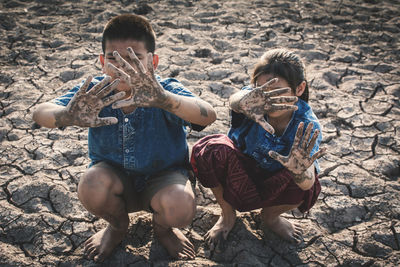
[83,225,126,262]
[153,223,195,260]
[263,216,302,243]
[205,209,236,253]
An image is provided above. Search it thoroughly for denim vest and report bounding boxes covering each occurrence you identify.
[228,86,322,174]
[53,75,196,191]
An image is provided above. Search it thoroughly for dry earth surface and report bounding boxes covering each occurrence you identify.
[0,0,399,266]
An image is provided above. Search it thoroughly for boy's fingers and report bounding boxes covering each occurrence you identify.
[263,87,291,97]
[102,91,126,107]
[94,117,118,127]
[127,47,147,73]
[89,75,111,95]
[112,98,133,109]
[113,51,137,76]
[107,63,131,84]
[76,75,93,96]
[147,52,154,76]
[96,79,120,98]
[301,122,314,150]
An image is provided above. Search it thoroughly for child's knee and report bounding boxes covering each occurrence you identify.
[78,167,119,211]
[158,187,196,227]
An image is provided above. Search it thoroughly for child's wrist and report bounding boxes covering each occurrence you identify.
[54,108,73,128]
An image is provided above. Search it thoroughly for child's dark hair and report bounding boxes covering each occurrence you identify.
[102,14,156,54]
[251,48,309,102]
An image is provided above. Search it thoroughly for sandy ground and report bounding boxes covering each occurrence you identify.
[0,0,399,266]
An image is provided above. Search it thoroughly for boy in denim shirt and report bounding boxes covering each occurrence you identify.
[33,14,216,262]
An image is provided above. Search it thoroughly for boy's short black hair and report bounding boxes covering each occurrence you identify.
[102,14,156,54]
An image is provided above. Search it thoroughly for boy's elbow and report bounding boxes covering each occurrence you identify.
[31,103,58,128]
[200,107,216,126]
[32,106,42,124]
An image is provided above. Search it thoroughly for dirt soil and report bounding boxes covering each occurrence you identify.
[0,0,399,266]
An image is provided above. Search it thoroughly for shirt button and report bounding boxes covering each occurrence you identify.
[124,118,129,122]
[125,149,129,153]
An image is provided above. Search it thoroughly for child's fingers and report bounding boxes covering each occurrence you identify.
[112,98,133,109]
[301,122,314,150]
[76,75,93,96]
[127,47,147,73]
[263,87,291,97]
[306,129,320,155]
[292,122,304,148]
[107,63,131,84]
[310,147,327,162]
[96,79,120,98]
[214,234,227,253]
[204,232,210,243]
[257,118,275,134]
[259,77,278,90]
[268,103,298,112]
[88,76,111,95]
[102,91,126,107]
[269,96,298,104]
[268,150,285,164]
[94,116,118,127]
[113,51,137,77]
[146,52,154,76]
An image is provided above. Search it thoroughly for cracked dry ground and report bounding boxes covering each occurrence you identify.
[0,0,399,266]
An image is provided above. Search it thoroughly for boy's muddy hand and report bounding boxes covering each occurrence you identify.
[109,48,169,109]
[238,78,298,134]
[269,122,327,182]
[54,75,125,128]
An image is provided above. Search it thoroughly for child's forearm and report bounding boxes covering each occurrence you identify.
[229,90,248,113]
[291,165,315,191]
[157,91,216,126]
[32,102,70,128]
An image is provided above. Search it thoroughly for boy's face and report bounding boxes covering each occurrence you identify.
[100,39,158,96]
[256,73,297,118]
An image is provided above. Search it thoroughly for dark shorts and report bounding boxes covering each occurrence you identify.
[190,134,321,212]
[93,161,191,212]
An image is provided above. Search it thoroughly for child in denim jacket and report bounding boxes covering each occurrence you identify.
[33,14,216,262]
[191,48,326,252]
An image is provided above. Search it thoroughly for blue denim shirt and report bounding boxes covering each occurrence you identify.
[228,86,322,174]
[53,75,196,191]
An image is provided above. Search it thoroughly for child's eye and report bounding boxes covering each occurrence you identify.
[107,57,116,61]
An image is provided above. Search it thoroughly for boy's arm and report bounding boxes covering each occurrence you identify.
[109,50,216,126]
[32,76,125,128]
[151,90,216,126]
[228,79,298,134]
[33,102,69,128]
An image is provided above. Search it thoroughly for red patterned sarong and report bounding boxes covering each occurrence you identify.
[190,134,321,212]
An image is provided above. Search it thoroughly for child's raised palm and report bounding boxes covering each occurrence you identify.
[269,122,326,176]
[108,48,168,109]
[57,76,125,128]
[238,78,298,134]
